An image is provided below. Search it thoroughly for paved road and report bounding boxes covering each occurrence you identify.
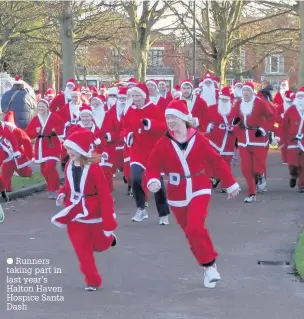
[1,151,303,319]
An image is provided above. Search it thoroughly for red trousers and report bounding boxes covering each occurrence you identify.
[113,149,124,173]
[40,160,60,192]
[281,145,287,163]
[67,221,114,287]
[287,149,304,188]
[170,195,218,265]
[1,160,33,191]
[239,146,268,195]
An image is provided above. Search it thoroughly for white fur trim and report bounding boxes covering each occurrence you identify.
[94,138,101,145]
[66,82,75,87]
[143,119,151,130]
[13,151,21,158]
[56,193,66,207]
[219,94,230,100]
[39,99,50,107]
[206,122,214,133]
[130,87,146,99]
[259,127,266,136]
[242,85,254,93]
[181,81,193,89]
[103,230,113,237]
[146,80,157,87]
[165,108,189,122]
[80,110,93,116]
[147,178,161,190]
[226,182,240,194]
[296,92,304,98]
[105,133,111,142]
[63,140,92,157]
[193,117,199,127]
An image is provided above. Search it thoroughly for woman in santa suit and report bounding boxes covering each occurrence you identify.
[51,129,117,291]
[25,99,64,199]
[273,80,289,107]
[66,105,114,192]
[0,120,21,202]
[145,99,240,288]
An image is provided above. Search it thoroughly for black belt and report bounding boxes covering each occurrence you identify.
[165,169,205,180]
[240,125,259,130]
[72,192,97,200]
[37,132,57,148]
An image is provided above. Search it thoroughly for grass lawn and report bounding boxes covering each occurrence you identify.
[295,230,304,280]
[10,172,45,191]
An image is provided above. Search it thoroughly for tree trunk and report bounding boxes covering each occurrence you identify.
[134,26,150,82]
[59,1,75,87]
[298,1,304,86]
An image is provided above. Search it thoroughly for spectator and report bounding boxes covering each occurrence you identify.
[259,80,273,102]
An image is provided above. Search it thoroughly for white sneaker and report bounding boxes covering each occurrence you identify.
[48,191,57,199]
[256,175,267,192]
[131,209,148,222]
[244,195,256,203]
[159,216,169,225]
[203,264,221,288]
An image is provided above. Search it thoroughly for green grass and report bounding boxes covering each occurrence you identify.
[294,231,304,280]
[10,172,45,191]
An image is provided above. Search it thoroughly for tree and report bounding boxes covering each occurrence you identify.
[167,0,299,85]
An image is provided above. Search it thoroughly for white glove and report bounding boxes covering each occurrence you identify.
[148,181,161,193]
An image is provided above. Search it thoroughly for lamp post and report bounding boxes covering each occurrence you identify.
[192,0,196,85]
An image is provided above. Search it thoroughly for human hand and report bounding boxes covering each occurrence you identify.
[227,187,241,199]
[148,181,161,193]
[56,195,65,206]
[36,127,41,133]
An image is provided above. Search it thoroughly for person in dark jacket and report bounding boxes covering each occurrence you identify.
[1,76,36,129]
[259,80,273,102]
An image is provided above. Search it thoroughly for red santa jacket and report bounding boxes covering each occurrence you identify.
[51,161,117,231]
[25,113,64,163]
[4,122,33,168]
[234,97,275,147]
[49,93,69,113]
[123,101,167,168]
[0,121,21,163]
[180,95,208,131]
[273,91,284,106]
[150,94,168,113]
[204,104,237,155]
[160,91,173,105]
[145,129,239,207]
[281,106,304,151]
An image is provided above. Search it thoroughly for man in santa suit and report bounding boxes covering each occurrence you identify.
[233,81,243,101]
[127,78,137,89]
[146,79,167,112]
[276,90,295,164]
[104,87,127,175]
[1,112,33,192]
[273,80,289,106]
[91,86,99,98]
[44,87,56,103]
[158,80,173,104]
[50,79,76,113]
[179,79,208,131]
[123,83,170,224]
[233,82,275,203]
[0,120,22,202]
[205,86,237,191]
[199,72,218,107]
[281,87,304,192]
[91,95,106,129]
[105,87,119,111]
[99,85,106,98]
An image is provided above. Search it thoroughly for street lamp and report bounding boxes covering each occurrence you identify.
[192,0,196,84]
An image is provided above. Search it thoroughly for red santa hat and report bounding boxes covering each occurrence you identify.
[64,129,98,157]
[128,78,137,86]
[242,81,255,93]
[0,122,20,156]
[37,98,50,107]
[45,87,55,97]
[130,83,149,100]
[199,72,214,87]
[296,87,304,97]
[180,79,193,90]
[70,85,81,96]
[174,84,181,91]
[91,95,105,105]
[165,99,191,122]
[79,104,93,116]
[14,75,23,85]
[91,86,99,97]
[146,79,158,87]
[219,86,234,101]
[118,87,128,97]
[233,80,242,87]
[284,90,295,101]
[108,87,119,96]
[66,78,75,87]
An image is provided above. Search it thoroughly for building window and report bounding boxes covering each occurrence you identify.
[265,55,284,74]
[148,47,164,67]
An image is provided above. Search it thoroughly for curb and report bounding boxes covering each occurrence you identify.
[7,177,65,201]
[294,231,304,280]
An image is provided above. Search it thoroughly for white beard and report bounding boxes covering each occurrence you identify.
[159,90,166,97]
[64,88,73,102]
[280,89,286,97]
[234,87,242,98]
[107,98,117,108]
[116,102,125,119]
[240,97,255,116]
[92,108,105,129]
[69,103,80,115]
[150,95,159,104]
[218,100,232,116]
[294,98,304,111]
[283,100,292,113]
[201,84,216,106]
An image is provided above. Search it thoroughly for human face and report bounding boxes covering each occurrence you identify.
[131,92,145,108]
[71,95,80,104]
[158,83,166,92]
[86,93,92,100]
[166,114,185,132]
[91,99,102,109]
[118,96,127,103]
[181,84,192,99]
[204,80,213,87]
[80,113,92,126]
[66,84,74,91]
[242,87,253,102]
[128,84,136,89]
[66,147,81,162]
[37,101,48,114]
[147,83,157,95]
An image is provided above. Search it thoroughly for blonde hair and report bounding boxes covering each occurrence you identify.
[79,152,101,168]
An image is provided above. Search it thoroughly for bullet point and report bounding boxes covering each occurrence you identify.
[6,258,13,265]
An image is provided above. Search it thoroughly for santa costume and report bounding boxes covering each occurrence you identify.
[146,79,167,112]
[281,87,304,192]
[179,79,208,131]
[49,79,76,113]
[199,72,219,107]
[105,87,119,111]
[25,99,64,198]
[158,80,173,104]
[123,83,170,224]
[273,80,289,106]
[233,82,275,202]
[1,112,33,192]
[44,87,56,103]
[51,129,117,291]
[0,121,21,202]
[145,99,240,288]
